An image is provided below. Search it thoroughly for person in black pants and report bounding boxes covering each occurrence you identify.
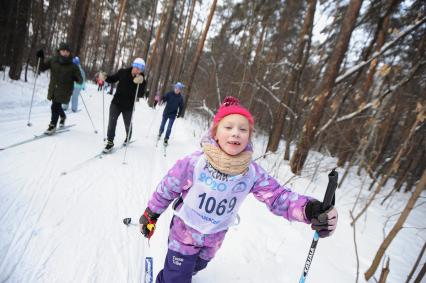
[158,82,184,146]
[36,43,83,134]
[100,58,147,153]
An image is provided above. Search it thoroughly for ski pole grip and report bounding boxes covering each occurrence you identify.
[322,169,338,210]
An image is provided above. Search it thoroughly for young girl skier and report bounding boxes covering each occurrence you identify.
[139,96,338,283]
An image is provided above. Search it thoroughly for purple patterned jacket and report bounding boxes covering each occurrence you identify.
[147,136,313,259]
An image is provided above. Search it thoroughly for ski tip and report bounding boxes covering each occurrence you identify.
[123,217,132,225]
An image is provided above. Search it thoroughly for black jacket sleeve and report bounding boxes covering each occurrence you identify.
[106,70,120,84]
[38,57,52,72]
[177,96,184,117]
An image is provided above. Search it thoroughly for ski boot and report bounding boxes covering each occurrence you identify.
[44,124,56,135]
[103,140,114,153]
[163,138,169,146]
[123,137,131,146]
[59,116,66,128]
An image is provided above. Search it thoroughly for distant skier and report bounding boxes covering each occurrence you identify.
[157,82,184,146]
[97,75,104,91]
[63,56,86,112]
[139,96,338,282]
[36,43,83,134]
[99,57,147,153]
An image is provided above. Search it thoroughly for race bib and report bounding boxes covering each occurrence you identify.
[175,156,254,234]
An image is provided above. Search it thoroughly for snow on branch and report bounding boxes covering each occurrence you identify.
[335,16,426,84]
[315,60,424,137]
[193,99,215,117]
[253,79,298,118]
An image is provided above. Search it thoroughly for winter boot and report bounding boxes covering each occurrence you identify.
[163,138,169,146]
[123,137,130,146]
[103,140,114,153]
[59,116,66,128]
[44,124,56,135]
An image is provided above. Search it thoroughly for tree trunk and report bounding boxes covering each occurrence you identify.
[9,0,31,80]
[143,0,159,62]
[378,257,390,283]
[67,0,91,56]
[352,102,425,224]
[103,0,127,73]
[266,0,317,153]
[148,0,177,106]
[0,1,14,67]
[290,0,363,174]
[160,0,186,96]
[173,0,196,83]
[413,263,426,283]
[364,167,426,280]
[405,242,426,283]
[182,0,218,116]
[90,0,104,74]
[146,5,168,78]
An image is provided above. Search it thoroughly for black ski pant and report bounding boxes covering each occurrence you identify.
[107,103,133,143]
[50,101,66,126]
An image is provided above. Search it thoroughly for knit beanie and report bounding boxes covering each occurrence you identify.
[213,96,254,127]
[132,57,145,72]
[58,42,71,52]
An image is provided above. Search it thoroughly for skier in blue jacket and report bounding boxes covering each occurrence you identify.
[158,82,184,145]
[63,56,86,112]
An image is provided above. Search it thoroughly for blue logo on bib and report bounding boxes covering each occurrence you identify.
[231,182,248,193]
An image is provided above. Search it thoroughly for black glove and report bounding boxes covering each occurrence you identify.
[139,207,160,239]
[36,49,44,59]
[305,200,338,238]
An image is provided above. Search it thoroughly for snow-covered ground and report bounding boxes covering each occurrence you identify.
[0,71,424,283]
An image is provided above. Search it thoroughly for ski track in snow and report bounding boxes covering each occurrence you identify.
[0,145,60,281]
[1,75,425,283]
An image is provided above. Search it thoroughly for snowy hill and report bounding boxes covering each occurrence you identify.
[0,72,424,283]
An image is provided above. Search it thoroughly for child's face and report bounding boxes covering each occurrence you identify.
[214,114,250,156]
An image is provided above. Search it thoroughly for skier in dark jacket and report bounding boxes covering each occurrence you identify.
[36,43,83,134]
[157,82,184,146]
[100,57,147,153]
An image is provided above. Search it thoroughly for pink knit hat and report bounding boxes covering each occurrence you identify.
[213,96,254,126]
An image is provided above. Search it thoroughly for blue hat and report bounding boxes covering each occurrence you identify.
[174,82,184,90]
[132,58,145,72]
[72,56,80,65]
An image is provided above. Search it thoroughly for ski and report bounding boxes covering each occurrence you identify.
[60,140,135,175]
[123,218,153,283]
[145,257,154,283]
[0,124,76,151]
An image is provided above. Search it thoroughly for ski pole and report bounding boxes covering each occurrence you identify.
[102,85,106,141]
[123,217,154,283]
[80,92,98,134]
[299,168,338,283]
[27,57,41,126]
[122,83,140,164]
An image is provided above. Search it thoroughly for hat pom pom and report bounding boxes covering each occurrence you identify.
[222,96,240,107]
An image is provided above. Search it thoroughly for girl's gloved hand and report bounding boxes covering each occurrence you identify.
[139,207,160,239]
[305,200,338,238]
